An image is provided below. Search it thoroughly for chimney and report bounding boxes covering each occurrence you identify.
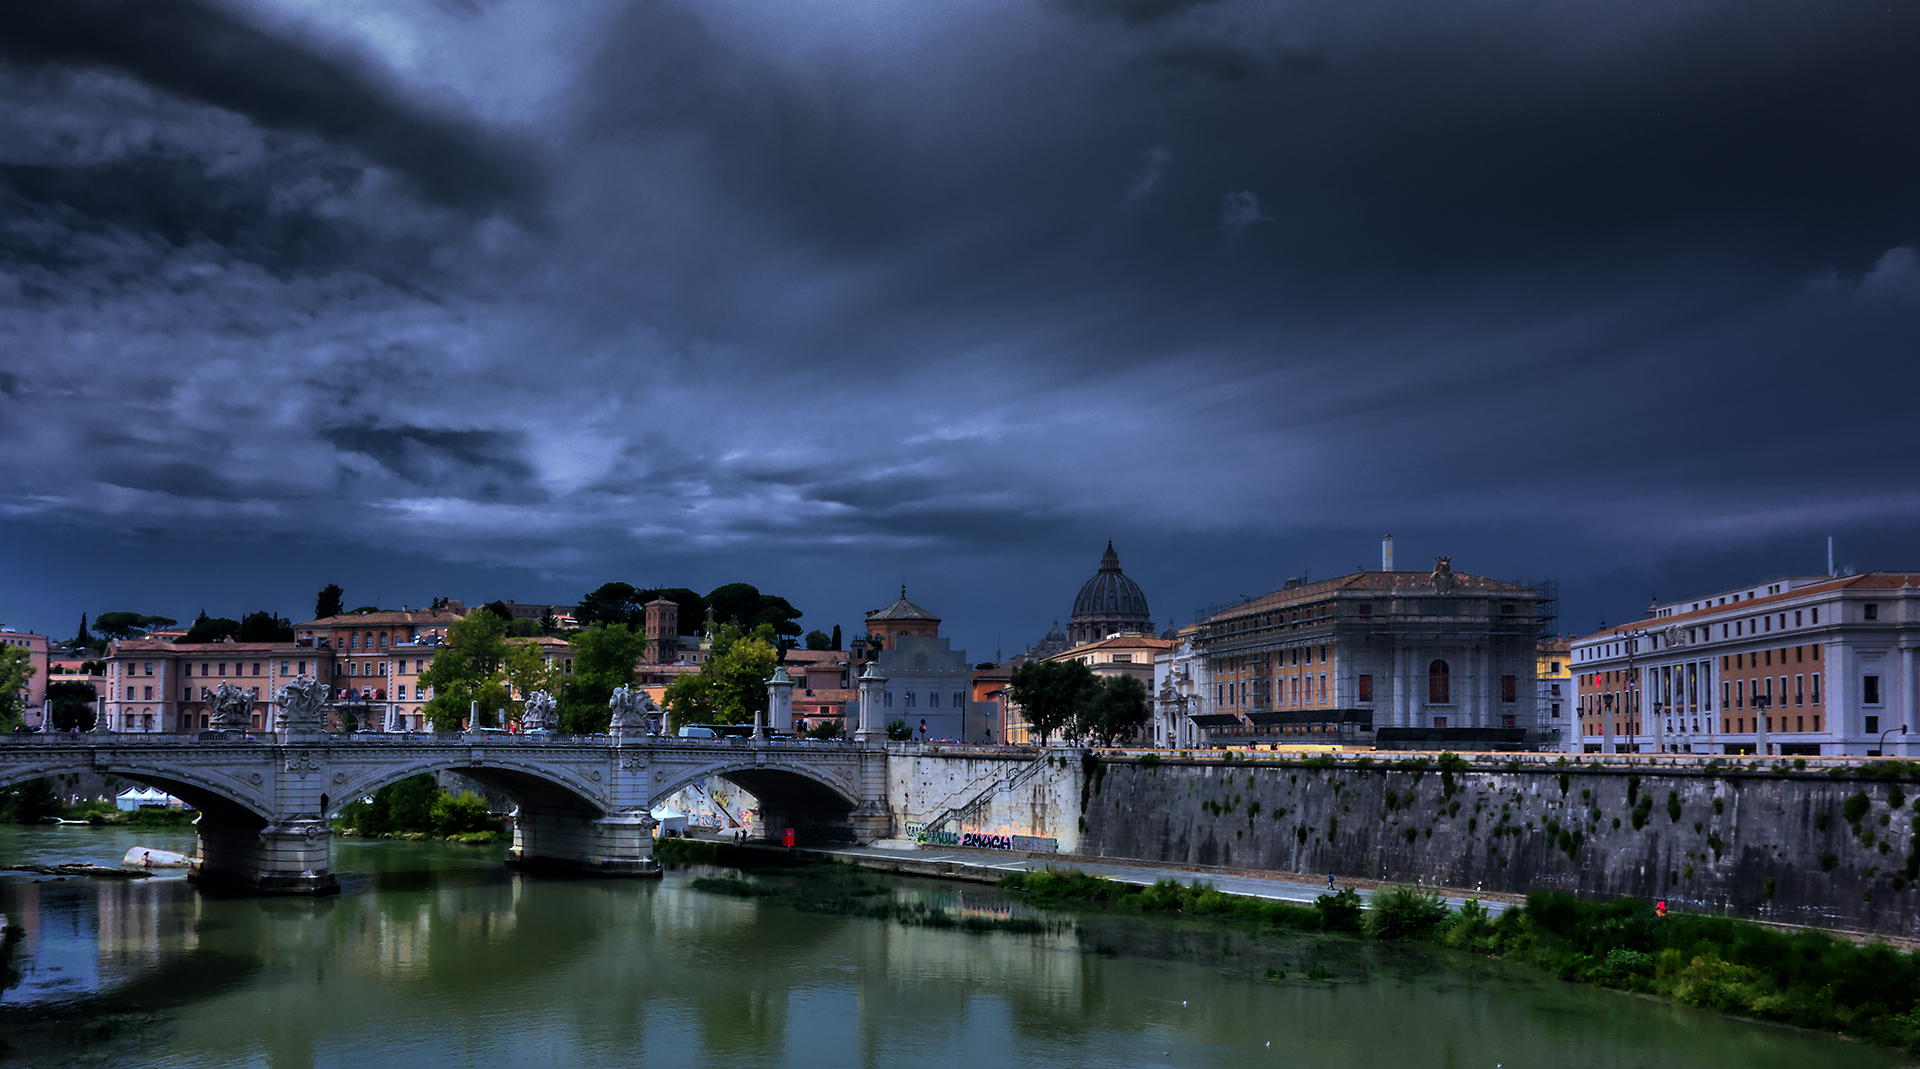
[1382,535,1395,572]
[1828,536,1835,578]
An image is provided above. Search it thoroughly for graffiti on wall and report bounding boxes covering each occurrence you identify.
[914,827,1058,853]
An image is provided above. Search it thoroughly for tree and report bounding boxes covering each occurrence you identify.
[831,625,842,651]
[236,611,294,643]
[804,629,834,651]
[482,600,514,622]
[418,611,512,730]
[639,587,706,635]
[315,584,345,620]
[92,612,178,640]
[1008,659,1100,745]
[576,582,645,627]
[885,718,911,742]
[557,623,647,734]
[46,680,98,731]
[183,611,241,644]
[0,645,35,731]
[1076,675,1151,746]
[0,778,62,824]
[705,584,804,639]
[502,638,557,719]
[74,613,92,646]
[661,623,778,731]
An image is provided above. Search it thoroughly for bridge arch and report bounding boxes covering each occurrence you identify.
[327,757,608,820]
[648,759,862,843]
[0,757,273,826]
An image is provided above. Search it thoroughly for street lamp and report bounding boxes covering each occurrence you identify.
[1879,723,1907,757]
[1601,692,1616,754]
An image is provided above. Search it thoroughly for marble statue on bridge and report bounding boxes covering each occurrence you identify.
[274,676,328,732]
[608,686,660,734]
[207,682,254,731]
[522,690,558,732]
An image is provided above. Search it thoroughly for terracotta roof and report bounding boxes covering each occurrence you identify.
[866,587,940,622]
[110,639,319,654]
[796,688,857,702]
[296,609,464,628]
[1578,571,1920,642]
[1205,569,1533,623]
[1041,634,1172,663]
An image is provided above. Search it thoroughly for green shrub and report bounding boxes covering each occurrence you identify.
[1845,792,1872,827]
[430,791,497,836]
[1667,791,1682,823]
[1314,887,1364,932]
[1365,885,1451,940]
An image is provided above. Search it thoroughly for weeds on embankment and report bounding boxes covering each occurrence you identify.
[688,861,1052,935]
[999,871,1920,1053]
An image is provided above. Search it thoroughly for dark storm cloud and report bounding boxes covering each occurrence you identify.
[2,0,1918,649]
[0,0,531,214]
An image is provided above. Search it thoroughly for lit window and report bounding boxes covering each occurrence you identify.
[1428,660,1450,704]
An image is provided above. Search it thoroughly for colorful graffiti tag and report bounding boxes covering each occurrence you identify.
[913,828,1058,853]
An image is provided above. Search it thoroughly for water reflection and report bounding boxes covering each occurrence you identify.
[1,826,1911,1069]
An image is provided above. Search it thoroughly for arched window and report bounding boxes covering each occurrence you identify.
[906,691,917,708]
[953,692,965,709]
[884,690,894,707]
[1428,660,1451,704]
[928,691,941,708]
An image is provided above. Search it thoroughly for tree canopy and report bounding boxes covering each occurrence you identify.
[1008,659,1101,745]
[46,680,97,731]
[1077,675,1151,746]
[705,583,803,638]
[92,612,178,640]
[315,584,344,620]
[418,610,511,730]
[237,611,295,643]
[556,623,647,734]
[661,623,777,731]
[183,611,240,644]
[0,645,35,730]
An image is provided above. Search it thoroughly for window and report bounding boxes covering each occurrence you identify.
[954,692,965,709]
[280,661,290,674]
[1433,716,1447,728]
[1812,607,1820,624]
[1794,610,1802,627]
[1795,675,1804,706]
[1428,660,1450,704]
[349,662,358,676]
[1812,673,1821,705]
[1867,715,1881,735]
[143,662,153,676]
[906,691,917,708]
[218,663,227,677]
[125,686,135,700]
[1358,603,1372,616]
[379,662,387,676]
[298,660,307,675]
[884,690,894,707]
[1551,683,1562,696]
[1551,702,1561,718]
[1110,654,1133,663]
[928,691,940,709]
[1501,675,1517,702]
[1501,602,1516,615]
[1502,715,1516,727]
[1866,603,1879,621]
[1865,675,1882,705]
[201,663,210,676]
[397,685,407,700]
[350,633,359,649]
[1812,644,1820,661]
[142,686,152,700]
[1319,674,1328,703]
[1736,680,1744,708]
[184,687,192,701]
[252,662,262,676]
[1358,674,1373,702]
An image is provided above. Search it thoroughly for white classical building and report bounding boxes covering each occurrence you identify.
[1153,627,1215,749]
[1571,570,1920,756]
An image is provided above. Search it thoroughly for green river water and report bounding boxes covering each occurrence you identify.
[0,825,1908,1069]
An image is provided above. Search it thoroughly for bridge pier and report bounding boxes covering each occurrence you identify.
[507,808,662,876]
[193,817,340,895]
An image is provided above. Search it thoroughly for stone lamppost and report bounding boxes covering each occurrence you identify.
[766,665,794,737]
[855,661,888,745]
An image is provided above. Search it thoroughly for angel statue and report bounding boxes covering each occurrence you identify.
[522,690,559,733]
[274,676,329,732]
[207,681,255,731]
[609,685,649,732]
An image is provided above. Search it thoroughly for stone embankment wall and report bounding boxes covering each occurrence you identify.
[899,748,1920,936]
[888,750,1082,853]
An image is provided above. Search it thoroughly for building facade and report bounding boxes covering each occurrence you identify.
[1537,636,1572,737]
[1157,557,1547,750]
[1571,571,1920,756]
[103,638,337,732]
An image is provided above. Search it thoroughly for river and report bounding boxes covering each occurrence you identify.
[0,825,1906,1069]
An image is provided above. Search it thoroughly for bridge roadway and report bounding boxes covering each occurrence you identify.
[0,728,889,893]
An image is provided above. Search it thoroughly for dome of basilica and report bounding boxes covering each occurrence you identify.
[1068,541,1152,643]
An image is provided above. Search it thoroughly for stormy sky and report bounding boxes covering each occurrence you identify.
[2,0,1917,654]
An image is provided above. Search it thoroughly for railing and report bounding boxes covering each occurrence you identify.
[0,731,868,751]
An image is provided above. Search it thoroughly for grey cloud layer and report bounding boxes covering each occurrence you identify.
[2,0,1917,637]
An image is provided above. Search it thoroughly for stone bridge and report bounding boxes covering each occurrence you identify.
[0,728,889,893]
